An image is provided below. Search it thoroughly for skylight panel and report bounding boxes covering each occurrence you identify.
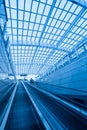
[51,8,56,17]
[56,29,61,35]
[69,14,76,23]
[18,21,23,28]
[60,22,66,29]
[81,21,86,28]
[59,42,65,47]
[75,28,81,34]
[34,24,39,30]
[29,46,34,50]
[47,18,52,25]
[44,5,51,16]
[78,47,84,54]
[59,0,67,9]
[45,26,49,32]
[5,0,9,7]
[69,4,77,13]
[23,30,27,35]
[7,28,11,34]
[18,11,23,20]
[48,27,53,33]
[72,26,78,32]
[39,25,44,31]
[36,38,39,43]
[24,12,30,21]
[23,36,26,41]
[9,36,12,42]
[41,16,47,24]
[55,0,60,7]
[83,12,87,18]
[18,36,22,41]
[22,46,25,50]
[13,29,17,35]
[24,22,28,29]
[45,33,50,38]
[75,6,82,15]
[82,31,87,37]
[55,20,61,28]
[27,37,30,41]
[85,44,87,50]
[12,20,17,28]
[7,21,11,27]
[64,1,72,11]
[25,0,32,11]
[10,0,16,8]
[77,19,84,26]
[67,39,71,43]
[43,39,46,43]
[64,23,70,30]
[51,19,57,26]
[31,37,35,42]
[60,30,65,36]
[36,15,41,23]
[71,34,76,39]
[67,33,72,38]
[74,35,80,40]
[64,13,72,22]
[32,1,38,13]
[52,28,57,34]
[54,41,57,45]
[38,3,45,14]
[10,46,13,50]
[11,9,17,19]
[29,23,34,29]
[66,45,73,50]
[13,36,17,41]
[79,29,85,35]
[14,45,17,49]
[47,0,53,5]
[33,31,37,37]
[30,13,36,22]
[55,9,62,19]
[70,41,74,45]
[18,0,24,10]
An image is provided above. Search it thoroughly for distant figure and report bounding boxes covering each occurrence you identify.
[30,78,34,83]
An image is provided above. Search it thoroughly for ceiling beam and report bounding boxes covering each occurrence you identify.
[10,43,70,53]
[38,0,57,44]
[14,63,51,66]
[69,0,87,8]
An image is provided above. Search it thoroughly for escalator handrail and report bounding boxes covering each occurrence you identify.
[0,82,18,130]
[27,82,87,120]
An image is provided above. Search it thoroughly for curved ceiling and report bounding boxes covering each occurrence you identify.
[5,0,87,76]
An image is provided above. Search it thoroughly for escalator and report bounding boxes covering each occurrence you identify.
[5,82,45,130]
[0,82,15,125]
[24,82,87,130]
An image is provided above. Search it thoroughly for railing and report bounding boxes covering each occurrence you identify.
[36,82,87,95]
[28,81,87,120]
[0,82,18,130]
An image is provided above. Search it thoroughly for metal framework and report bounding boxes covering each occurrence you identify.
[3,0,87,77]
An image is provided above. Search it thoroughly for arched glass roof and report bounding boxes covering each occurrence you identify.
[5,0,87,77]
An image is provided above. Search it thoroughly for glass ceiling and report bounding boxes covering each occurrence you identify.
[5,0,87,76]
